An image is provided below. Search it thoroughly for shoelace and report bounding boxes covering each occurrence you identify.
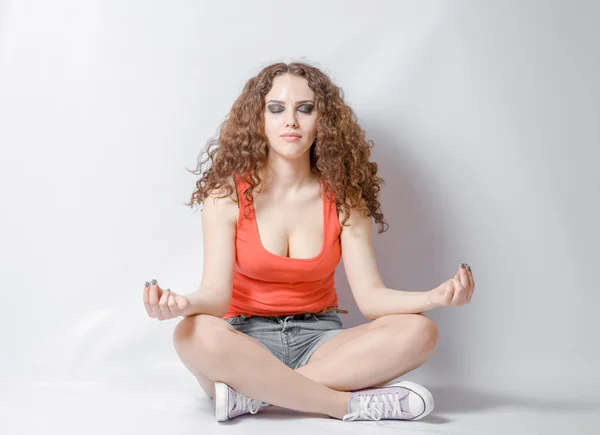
[234,392,264,415]
[342,391,405,422]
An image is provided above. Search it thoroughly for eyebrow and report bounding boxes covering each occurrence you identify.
[266,100,314,105]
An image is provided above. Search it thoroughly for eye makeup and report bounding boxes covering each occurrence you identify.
[267,104,314,114]
[266,99,315,114]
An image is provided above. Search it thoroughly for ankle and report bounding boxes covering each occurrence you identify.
[332,391,352,420]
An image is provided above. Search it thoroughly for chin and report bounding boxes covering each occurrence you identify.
[270,141,307,152]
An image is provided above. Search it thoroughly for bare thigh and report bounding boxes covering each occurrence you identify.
[305,314,429,365]
[176,316,266,399]
[303,319,377,365]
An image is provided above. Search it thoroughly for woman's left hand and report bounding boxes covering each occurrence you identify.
[429,263,475,308]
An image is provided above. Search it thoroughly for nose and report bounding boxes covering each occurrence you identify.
[284,110,298,128]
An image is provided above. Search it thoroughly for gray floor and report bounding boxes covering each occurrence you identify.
[3,375,599,435]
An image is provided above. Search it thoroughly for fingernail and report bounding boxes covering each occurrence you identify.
[152,279,156,285]
[460,263,465,269]
[467,266,472,272]
[145,281,149,288]
[166,288,170,291]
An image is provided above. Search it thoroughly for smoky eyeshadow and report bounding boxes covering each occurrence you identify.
[267,104,314,113]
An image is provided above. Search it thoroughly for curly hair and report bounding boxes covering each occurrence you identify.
[185,61,389,233]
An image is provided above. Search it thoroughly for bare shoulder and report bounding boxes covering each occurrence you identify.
[203,175,239,224]
[338,202,371,232]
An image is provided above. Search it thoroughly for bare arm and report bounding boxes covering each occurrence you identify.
[183,184,237,318]
[358,287,439,320]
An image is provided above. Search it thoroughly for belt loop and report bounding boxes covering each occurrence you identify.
[281,315,291,333]
[240,314,247,320]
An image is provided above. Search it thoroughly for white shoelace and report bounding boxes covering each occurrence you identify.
[343,391,405,421]
[235,393,264,415]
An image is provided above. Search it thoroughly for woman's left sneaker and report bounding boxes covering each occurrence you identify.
[343,380,434,422]
[214,381,270,421]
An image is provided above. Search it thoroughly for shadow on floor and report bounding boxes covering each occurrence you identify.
[193,385,600,425]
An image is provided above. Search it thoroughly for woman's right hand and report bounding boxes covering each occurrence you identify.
[143,279,191,320]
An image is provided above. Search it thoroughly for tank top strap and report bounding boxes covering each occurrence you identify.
[234,174,254,222]
[233,173,247,202]
[321,181,340,236]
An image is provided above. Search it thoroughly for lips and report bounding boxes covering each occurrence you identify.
[281,133,301,138]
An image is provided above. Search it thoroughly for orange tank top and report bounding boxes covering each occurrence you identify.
[222,175,342,319]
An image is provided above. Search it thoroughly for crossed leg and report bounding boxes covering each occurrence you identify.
[191,313,438,397]
[296,313,438,390]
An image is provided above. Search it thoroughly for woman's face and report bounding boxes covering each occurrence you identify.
[263,74,317,159]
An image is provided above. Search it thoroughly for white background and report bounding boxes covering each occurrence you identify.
[1,0,599,433]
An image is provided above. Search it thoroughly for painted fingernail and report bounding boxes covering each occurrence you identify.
[152,279,156,285]
[166,288,170,291]
[145,281,149,288]
[468,266,472,272]
[460,263,465,269]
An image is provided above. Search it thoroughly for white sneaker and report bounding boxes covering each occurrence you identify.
[214,381,269,421]
[343,380,434,422]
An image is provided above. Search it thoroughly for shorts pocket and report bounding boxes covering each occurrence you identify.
[314,311,343,326]
[225,315,244,326]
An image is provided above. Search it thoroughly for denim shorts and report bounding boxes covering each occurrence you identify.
[224,311,345,370]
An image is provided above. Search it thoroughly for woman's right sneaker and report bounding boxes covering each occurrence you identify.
[342,380,434,422]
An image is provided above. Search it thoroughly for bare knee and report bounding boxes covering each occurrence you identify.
[378,313,439,357]
[412,314,439,356]
[172,314,232,372]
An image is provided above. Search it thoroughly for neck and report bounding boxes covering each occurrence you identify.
[259,153,316,195]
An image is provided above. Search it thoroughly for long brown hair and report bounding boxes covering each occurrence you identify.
[185,61,389,233]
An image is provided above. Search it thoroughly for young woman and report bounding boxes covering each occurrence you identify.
[143,61,475,423]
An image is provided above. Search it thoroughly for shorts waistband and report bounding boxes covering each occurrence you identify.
[237,305,348,320]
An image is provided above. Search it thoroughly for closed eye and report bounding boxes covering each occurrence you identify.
[267,104,314,114]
